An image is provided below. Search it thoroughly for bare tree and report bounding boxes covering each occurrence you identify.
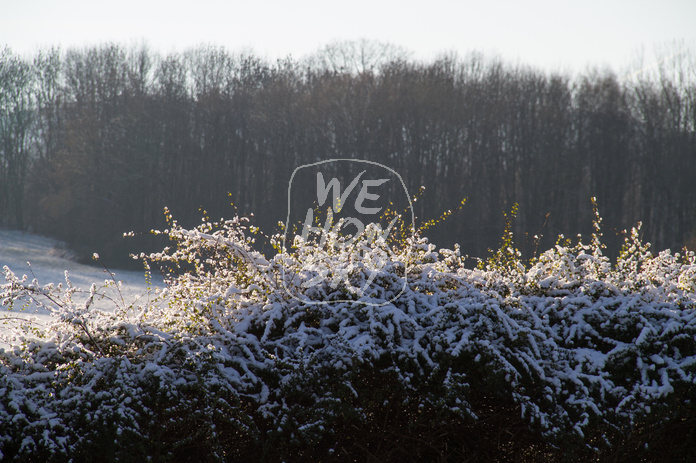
[0,47,34,228]
[307,39,410,74]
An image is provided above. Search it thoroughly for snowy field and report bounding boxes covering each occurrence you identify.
[0,229,162,347]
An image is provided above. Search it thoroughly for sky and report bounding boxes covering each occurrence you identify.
[1,0,695,76]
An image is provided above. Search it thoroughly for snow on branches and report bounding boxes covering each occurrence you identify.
[2,211,696,459]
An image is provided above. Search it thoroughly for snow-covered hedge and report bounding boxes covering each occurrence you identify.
[2,209,696,461]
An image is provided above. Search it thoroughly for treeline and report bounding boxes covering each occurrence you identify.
[1,42,695,267]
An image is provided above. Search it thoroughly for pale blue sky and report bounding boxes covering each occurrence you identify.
[2,0,695,74]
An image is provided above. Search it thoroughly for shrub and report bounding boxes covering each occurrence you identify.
[2,205,696,461]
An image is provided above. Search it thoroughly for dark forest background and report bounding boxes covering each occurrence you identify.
[1,41,695,268]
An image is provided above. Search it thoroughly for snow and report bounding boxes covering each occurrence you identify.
[0,228,161,347]
[1,215,696,458]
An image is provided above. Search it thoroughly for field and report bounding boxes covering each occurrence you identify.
[0,229,161,347]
